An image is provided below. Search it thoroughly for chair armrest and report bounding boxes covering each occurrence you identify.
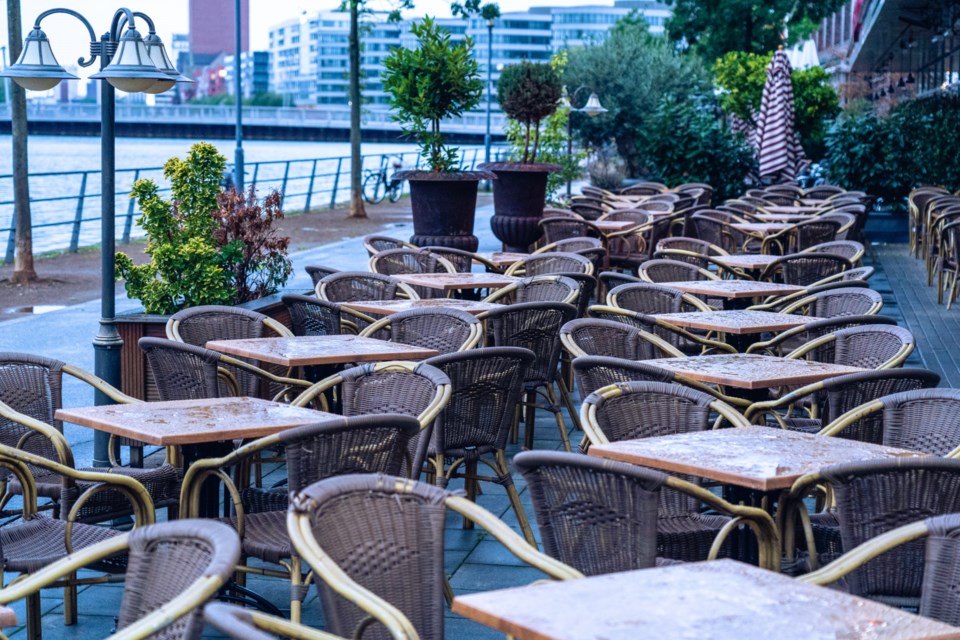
[743,380,823,424]
[0,401,75,468]
[63,364,144,405]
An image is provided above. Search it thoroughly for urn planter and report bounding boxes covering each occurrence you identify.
[478,162,561,252]
[397,170,496,252]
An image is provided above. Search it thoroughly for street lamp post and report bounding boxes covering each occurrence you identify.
[1,7,189,467]
[484,16,494,169]
[562,85,607,199]
[233,0,245,192]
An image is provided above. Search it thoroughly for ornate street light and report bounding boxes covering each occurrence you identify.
[561,85,607,198]
[1,7,190,467]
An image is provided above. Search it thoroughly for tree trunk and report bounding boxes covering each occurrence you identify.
[531,119,541,163]
[347,0,366,219]
[7,0,37,283]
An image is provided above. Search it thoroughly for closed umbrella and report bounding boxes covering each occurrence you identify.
[755,46,806,182]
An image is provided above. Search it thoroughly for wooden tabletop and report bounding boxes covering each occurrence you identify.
[593,219,640,232]
[393,272,518,291]
[342,298,504,316]
[589,426,927,492]
[452,559,956,639]
[760,205,823,214]
[637,353,864,389]
[755,213,815,222]
[711,254,781,270]
[475,251,530,267]
[732,222,794,234]
[206,335,439,367]
[55,397,336,446]
[660,280,804,299]
[653,310,817,335]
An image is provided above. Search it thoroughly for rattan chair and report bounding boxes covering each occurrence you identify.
[744,368,941,435]
[514,451,779,572]
[538,217,601,245]
[745,315,897,360]
[800,240,865,265]
[817,212,857,240]
[179,414,421,623]
[782,458,960,591]
[607,282,711,313]
[777,287,884,318]
[358,308,483,354]
[305,264,340,286]
[0,443,156,639]
[786,324,915,369]
[368,249,457,299]
[362,234,417,257]
[745,280,869,314]
[637,258,720,284]
[833,266,875,283]
[620,181,667,196]
[761,219,841,255]
[688,213,749,253]
[316,271,419,303]
[532,236,604,255]
[759,253,852,287]
[482,274,579,305]
[655,237,729,258]
[282,294,375,337]
[477,302,578,451]
[0,353,181,514]
[800,514,960,626]
[553,272,598,317]
[423,348,537,544]
[288,474,583,640]
[561,317,683,360]
[504,252,594,277]
[203,602,349,640]
[582,307,736,355]
[420,246,498,273]
[804,185,846,200]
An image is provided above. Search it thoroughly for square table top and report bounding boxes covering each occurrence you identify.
[475,251,530,268]
[711,254,781,270]
[589,425,928,492]
[206,335,439,367]
[760,205,824,214]
[755,212,815,222]
[660,279,804,299]
[342,298,504,316]
[637,353,864,390]
[393,272,518,291]
[593,219,640,232]
[653,310,817,335]
[452,559,955,640]
[55,397,336,446]
[731,222,795,234]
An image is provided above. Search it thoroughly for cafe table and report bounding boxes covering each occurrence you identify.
[205,335,439,368]
[710,253,780,278]
[452,559,955,640]
[731,222,795,235]
[652,310,817,352]
[474,251,529,269]
[393,272,518,293]
[593,219,640,233]
[755,212,816,223]
[660,279,804,310]
[760,204,824,214]
[56,397,337,517]
[342,298,504,317]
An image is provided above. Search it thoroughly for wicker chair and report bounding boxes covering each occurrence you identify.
[804,185,846,200]
[542,207,583,219]
[561,317,683,361]
[362,234,417,257]
[765,184,804,196]
[761,219,841,255]
[538,217,601,245]
[0,443,157,639]
[744,368,941,436]
[482,274,579,305]
[746,315,897,360]
[0,353,181,514]
[783,458,960,592]
[817,212,857,240]
[532,236,603,254]
[288,474,582,639]
[514,451,779,573]
[304,264,340,286]
[688,213,737,252]
[620,181,668,196]
[358,308,483,354]
[180,414,422,623]
[282,293,376,337]
[746,280,869,314]
[759,253,852,287]
[777,287,884,318]
[316,271,419,302]
[420,246,497,273]
[607,282,711,313]
[655,237,729,259]
[637,258,720,284]
[477,302,578,451]
[551,272,598,317]
[504,252,594,277]
[834,266,875,282]
[676,182,714,206]
[0,518,239,640]
[786,324,915,369]
[369,249,457,299]
[582,307,736,356]
[203,602,349,640]
[800,240,865,265]
[423,348,537,544]
[800,514,960,626]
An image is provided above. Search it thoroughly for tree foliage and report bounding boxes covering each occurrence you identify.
[451,0,500,21]
[382,17,483,172]
[189,92,285,107]
[564,14,709,177]
[713,50,840,159]
[665,0,848,63]
[497,61,562,162]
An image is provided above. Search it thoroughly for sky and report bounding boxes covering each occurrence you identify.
[0,0,617,66]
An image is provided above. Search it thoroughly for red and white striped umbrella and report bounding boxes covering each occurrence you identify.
[755,48,806,181]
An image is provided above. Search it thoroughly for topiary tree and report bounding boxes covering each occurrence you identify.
[497,61,562,163]
[381,17,483,172]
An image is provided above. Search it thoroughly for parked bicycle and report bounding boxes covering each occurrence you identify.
[362,156,404,204]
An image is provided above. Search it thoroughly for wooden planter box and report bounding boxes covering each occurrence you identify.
[116,290,310,401]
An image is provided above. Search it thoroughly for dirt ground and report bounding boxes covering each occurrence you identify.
[0,200,412,323]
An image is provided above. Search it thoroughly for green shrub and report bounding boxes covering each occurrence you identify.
[497,61,562,163]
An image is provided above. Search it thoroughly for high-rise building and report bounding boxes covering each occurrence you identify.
[223,51,272,98]
[189,0,250,57]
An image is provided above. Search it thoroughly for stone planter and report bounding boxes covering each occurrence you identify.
[116,290,309,400]
[478,162,561,252]
[397,170,496,252]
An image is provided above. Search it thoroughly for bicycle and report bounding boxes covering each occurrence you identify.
[362,156,404,204]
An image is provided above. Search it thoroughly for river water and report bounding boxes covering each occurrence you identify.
[0,136,491,255]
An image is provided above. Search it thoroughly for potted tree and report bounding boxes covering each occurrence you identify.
[382,17,494,251]
[479,60,562,252]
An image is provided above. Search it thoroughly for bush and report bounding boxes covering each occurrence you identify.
[640,97,755,202]
[116,143,291,314]
[497,61,562,162]
[588,147,626,190]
